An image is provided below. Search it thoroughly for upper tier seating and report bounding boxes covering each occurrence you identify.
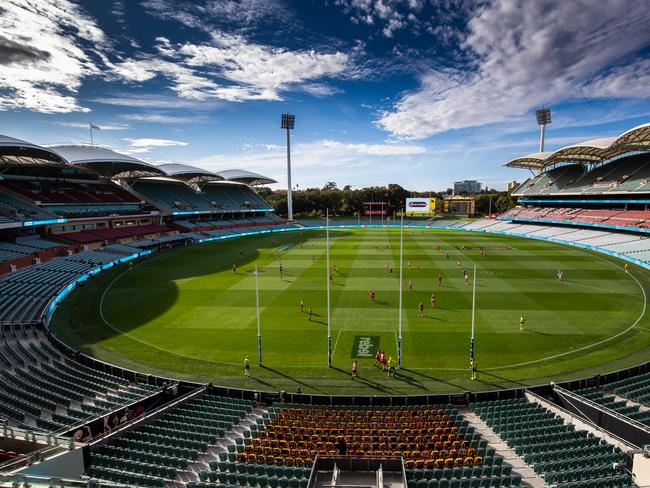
[0,190,58,222]
[0,325,158,433]
[85,393,256,487]
[0,179,140,205]
[514,165,585,196]
[132,180,214,212]
[470,398,631,488]
[201,184,270,210]
[132,180,270,213]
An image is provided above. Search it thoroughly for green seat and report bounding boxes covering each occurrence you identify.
[279,477,290,488]
[258,475,269,487]
[268,476,279,488]
[415,470,425,480]
[299,479,308,488]
[289,479,300,488]
[417,480,428,488]
[247,464,257,475]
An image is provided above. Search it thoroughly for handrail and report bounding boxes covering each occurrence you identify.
[527,388,637,450]
[553,385,650,441]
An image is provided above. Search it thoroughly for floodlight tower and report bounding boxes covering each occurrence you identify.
[281,113,296,221]
[536,107,552,152]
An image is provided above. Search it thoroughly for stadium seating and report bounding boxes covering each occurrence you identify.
[132,179,271,214]
[573,388,650,427]
[85,394,256,487]
[0,326,158,433]
[470,398,631,487]
[602,372,650,405]
[188,404,531,488]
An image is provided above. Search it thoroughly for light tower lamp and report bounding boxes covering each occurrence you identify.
[281,113,295,221]
[536,107,551,152]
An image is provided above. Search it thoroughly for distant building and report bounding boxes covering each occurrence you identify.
[453,180,482,194]
[507,181,521,192]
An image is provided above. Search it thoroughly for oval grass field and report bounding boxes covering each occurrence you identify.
[50,228,650,395]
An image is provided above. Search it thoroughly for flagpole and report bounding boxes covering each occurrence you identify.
[470,264,476,370]
[89,123,94,147]
[255,265,262,365]
[326,208,331,367]
[398,212,403,368]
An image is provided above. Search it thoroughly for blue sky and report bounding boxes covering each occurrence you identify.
[3,1,650,191]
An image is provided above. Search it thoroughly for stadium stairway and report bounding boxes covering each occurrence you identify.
[181,402,272,486]
[469,394,635,488]
[458,407,548,488]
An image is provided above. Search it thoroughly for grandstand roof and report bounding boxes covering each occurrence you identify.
[545,137,624,164]
[611,122,650,149]
[507,122,650,170]
[49,145,166,179]
[504,152,553,169]
[0,134,67,165]
[215,169,277,186]
[158,163,223,184]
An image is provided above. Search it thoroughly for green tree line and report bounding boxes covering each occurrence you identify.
[256,183,516,218]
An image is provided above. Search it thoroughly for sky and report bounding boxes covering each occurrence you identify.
[3,1,650,191]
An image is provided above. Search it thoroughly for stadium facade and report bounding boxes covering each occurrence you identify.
[1,131,650,487]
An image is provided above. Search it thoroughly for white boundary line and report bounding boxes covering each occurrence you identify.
[331,329,342,359]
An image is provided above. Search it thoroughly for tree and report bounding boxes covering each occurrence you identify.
[323,181,337,190]
[495,193,516,213]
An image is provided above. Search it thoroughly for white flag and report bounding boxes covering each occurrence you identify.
[90,123,101,130]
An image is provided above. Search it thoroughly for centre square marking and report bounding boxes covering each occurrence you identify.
[352,335,380,358]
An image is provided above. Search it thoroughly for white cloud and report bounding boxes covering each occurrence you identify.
[120,113,205,124]
[377,0,650,139]
[111,33,350,103]
[0,0,106,113]
[195,139,426,187]
[55,121,128,130]
[123,137,188,154]
[321,140,425,155]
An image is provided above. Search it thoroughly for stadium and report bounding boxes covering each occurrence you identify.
[2,1,650,488]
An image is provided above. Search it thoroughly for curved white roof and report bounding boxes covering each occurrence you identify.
[158,163,222,181]
[504,152,553,169]
[49,145,165,178]
[216,169,277,186]
[506,122,650,170]
[0,134,67,164]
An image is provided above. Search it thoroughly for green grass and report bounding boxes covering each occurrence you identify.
[50,228,650,395]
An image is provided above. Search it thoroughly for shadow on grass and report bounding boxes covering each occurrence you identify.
[478,369,528,388]
[330,365,392,393]
[260,365,328,394]
[401,368,465,390]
